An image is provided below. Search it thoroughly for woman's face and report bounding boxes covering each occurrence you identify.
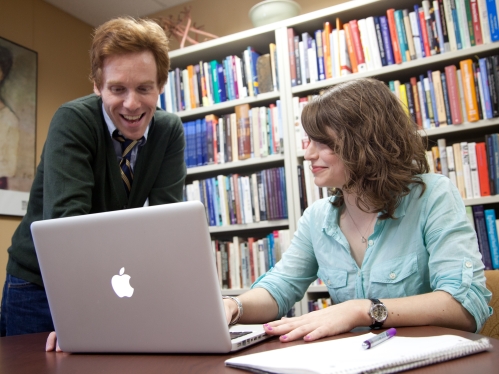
[304,137,347,189]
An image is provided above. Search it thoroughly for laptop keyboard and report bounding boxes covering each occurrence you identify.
[230,331,252,340]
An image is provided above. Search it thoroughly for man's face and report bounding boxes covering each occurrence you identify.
[94,51,162,140]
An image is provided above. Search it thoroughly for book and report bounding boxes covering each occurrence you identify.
[485,208,499,269]
[444,65,464,124]
[470,0,483,45]
[349,20,367,71]
[256,54,273,94]
[394,9,410,62]
[476,142,491,196]
[379,15,395,65]
[453,142,466,198]
[287,28,297,86]
[442,0,458,50]
[235,104,251,160]
[468,142,481,198]
[473,205,494,270]
[314,29,326,80]
[343,23,358,73]
[460,59,480,122]
[386,9,402,64]
[225,332,492,374]
[446,145,458,187]
[403,9,417,60]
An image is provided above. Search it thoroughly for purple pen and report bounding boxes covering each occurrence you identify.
[362,328,397,349]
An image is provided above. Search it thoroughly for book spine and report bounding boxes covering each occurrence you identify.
[444,65,463,124]
[487,57,499,118]
[453,142,466,198]
[410,77,423,128]
[470,0,483,44]
[433,1,446,53]
[366,17,382,69]
[437,0,451,51]
[349,20,367,71]
[343,23,359,73]
[485,134,497,195]
[432,70,447,125]
[409,11,423,59]
[461,142,475,198]
[417,79,430,128]
[476,142,491,196]
[358,19,374,71]
[386,9,403,64]
[485,209,499,268]
[418,7,432,57]
[379,16,395,67]
[468,142,481,198]
[287,28,297,86]
[323,22,332,79]
[373,16,387,66]
[315,29,326,80]
[440,72,453,125]
[427,70,440,126]
[456,0,472,47]
[447,145,458,187]
[478,58,493,119]
[476,0,491,43]
[464,0,476,46]
[460,59,480,122]
[394,10,410,62]
[473,205,493,270]
[443,0,458,50]
[403,9,417,60]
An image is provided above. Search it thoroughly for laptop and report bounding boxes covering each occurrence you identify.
[31,201,271,353]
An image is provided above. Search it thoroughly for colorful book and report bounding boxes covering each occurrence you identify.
[484,208,499,269]
[460,59,479,122]
[386,9,403,64]
[473,205,493,270]
[379,15,395,65]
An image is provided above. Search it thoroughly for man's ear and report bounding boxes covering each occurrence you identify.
[93,82,101,96]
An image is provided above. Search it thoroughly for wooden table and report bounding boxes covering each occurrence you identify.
[1,326,497,373]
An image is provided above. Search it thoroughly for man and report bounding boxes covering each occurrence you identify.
[0,17,186,336]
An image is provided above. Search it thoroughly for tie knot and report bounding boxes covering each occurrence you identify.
[112,130,140,157]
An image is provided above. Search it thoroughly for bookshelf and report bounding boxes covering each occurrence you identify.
[168,0,499,316]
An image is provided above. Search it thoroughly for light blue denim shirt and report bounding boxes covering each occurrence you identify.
[252,173,492,332]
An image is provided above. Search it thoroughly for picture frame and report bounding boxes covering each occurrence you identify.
[0,36,37,216]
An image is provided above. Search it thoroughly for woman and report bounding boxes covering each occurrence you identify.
[223,77,491,343]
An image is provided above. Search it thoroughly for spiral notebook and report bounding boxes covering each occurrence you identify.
[225,332,492,374]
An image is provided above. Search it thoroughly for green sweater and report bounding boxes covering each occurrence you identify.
[6,94,186,286]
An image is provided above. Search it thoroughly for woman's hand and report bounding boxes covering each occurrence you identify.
[263,299,371,342]
[223,298,238,325]
[45,331,62,352]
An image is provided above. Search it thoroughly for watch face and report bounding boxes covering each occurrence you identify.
[372,304,388,322]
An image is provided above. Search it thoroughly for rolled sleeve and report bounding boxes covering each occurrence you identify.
[252,207,319,318]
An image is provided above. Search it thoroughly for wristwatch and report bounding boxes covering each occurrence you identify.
[368,298,388,329]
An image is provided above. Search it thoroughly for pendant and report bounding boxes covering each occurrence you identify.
[361,237,367,243]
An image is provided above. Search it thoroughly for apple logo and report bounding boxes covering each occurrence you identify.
[111,267,134,298]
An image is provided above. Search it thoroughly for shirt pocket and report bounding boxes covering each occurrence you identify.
[318,268,350,304]
[369,253,421,298]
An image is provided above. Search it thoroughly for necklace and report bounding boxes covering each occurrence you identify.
[345,208,377,243]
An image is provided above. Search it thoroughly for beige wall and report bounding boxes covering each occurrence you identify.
[0,0,93,283]
[150,0,347,51]
[0,0,346,284]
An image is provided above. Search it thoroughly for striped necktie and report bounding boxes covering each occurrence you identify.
[112,130,140,197]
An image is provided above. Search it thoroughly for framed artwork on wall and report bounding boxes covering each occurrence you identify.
[0,36,37,216]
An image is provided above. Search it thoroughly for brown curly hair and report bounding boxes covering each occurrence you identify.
[90,17,170,89]
[301,78,429,219]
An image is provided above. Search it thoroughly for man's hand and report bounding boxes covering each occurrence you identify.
[262,299,371,342]
[45,331,62,352]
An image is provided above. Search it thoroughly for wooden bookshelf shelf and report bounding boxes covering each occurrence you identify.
[186,154,285,176]
[208,219,289,234]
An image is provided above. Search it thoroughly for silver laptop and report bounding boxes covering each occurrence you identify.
[31,201,270,353]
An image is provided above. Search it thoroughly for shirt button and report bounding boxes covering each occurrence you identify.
[368,240,374,246]
[327,280,331,285]
[465,261,472,268]
[389,272,396,279]
[376,221,381,225]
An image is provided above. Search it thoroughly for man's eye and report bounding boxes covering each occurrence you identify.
[110,87,124,93]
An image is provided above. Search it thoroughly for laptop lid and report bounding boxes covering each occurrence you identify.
[32,201,267,353]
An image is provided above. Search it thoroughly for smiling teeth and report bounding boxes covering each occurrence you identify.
[123,115,141,121]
